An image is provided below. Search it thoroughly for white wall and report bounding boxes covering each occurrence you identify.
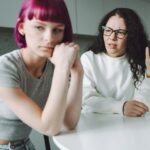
[102,0,150,38]
[0,0,22,28]
[0,0,150,37]
[125,0,150,39]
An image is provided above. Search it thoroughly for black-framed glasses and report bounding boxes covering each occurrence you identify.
[102,26,128,39]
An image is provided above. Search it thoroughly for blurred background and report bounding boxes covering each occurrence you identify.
[0,0,150,149]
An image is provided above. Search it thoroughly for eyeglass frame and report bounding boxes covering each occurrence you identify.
[101,26,128,39]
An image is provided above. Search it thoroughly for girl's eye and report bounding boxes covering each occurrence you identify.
[35,26,44,31]
[53,28,64,34]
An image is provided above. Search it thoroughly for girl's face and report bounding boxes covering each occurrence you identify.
[18,17,65,58]
[103,15,128,57]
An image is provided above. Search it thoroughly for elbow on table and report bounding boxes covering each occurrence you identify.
[42,123,77,136]
[40,124,61,136]
[64,114,80,130]
[39,123,77,136]
[43,128,61,136]
[64,120,78,130]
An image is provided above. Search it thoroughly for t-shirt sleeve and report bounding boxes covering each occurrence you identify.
[0,57,20,88]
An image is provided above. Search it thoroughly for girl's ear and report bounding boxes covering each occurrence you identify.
[18,22,25,36]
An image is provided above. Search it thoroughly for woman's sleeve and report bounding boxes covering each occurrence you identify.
[134,76,150,108]
[81,53,125,114]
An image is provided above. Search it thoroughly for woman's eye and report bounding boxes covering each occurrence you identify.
[105,29,111,32]
[117,29,127,35]
[104,29,112,34]
[118,31,126,35]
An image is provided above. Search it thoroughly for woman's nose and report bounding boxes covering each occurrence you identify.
[109,32,117,40]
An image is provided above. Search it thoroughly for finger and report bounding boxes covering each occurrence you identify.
[128,113,140,117]
[68,42,76,47]
[145,47,150,75]
[125,111,140,117]
[65,42,69,45]
[134,106,147,114]
[65,43,77,50]
[134,101,149,112]
[67,43,80,53]
[146,47,150,60]
[131,109,143,116]
[73,44,80,51]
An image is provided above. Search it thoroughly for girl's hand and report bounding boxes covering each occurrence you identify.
[145,47,150,76]
[71,55,83,74]
[49,43,78,69]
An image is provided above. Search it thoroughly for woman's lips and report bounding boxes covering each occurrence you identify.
[108,43,117,49]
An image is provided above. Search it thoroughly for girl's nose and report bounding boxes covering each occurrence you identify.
[44,30,54,43]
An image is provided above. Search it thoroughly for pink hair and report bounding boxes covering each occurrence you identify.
[14,0,73,48]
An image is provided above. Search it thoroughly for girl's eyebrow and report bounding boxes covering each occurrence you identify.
[33,20,65,28]
[33,20,46,25]
[56,24,65,27]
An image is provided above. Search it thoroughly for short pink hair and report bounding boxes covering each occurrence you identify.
[14,0,73,48]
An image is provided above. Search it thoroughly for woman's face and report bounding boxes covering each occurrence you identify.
[103,15,128,57]
[18,17,65,58]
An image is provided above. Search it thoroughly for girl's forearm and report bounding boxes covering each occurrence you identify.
[64,70,83,129]
[41,66,70,135]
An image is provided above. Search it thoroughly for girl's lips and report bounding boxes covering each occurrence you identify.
[41,46,54,50]
[42,45,53,48]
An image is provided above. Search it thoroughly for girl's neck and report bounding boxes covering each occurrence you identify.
[20,48,47,78]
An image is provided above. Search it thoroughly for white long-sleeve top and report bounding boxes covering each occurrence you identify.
[81,51,150,115]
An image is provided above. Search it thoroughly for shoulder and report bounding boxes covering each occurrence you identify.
[0,49,20,62]
[81,51,104,64]
[0,50,23,87]
[0,50,22,72]
[81,51,96,60]
[81,50,95,59]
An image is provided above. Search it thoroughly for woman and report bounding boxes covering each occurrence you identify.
[81,8,150,117]
[0,0,83,149]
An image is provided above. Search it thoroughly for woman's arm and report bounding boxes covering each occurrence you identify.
[82,83,124,114]
[123,47,150,117]
[81,53,125,114]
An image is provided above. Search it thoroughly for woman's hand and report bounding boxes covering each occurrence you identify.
[123,100,149,117]
[145,47,150,76]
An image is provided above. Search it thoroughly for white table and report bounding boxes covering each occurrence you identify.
[53,112,150,150]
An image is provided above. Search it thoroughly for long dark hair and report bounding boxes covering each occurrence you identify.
[88,8,148,87]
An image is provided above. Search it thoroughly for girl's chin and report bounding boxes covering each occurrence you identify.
[43,49,54,57]
[39,51,53,58]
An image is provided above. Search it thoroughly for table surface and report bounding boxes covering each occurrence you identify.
[53,112,150,150]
